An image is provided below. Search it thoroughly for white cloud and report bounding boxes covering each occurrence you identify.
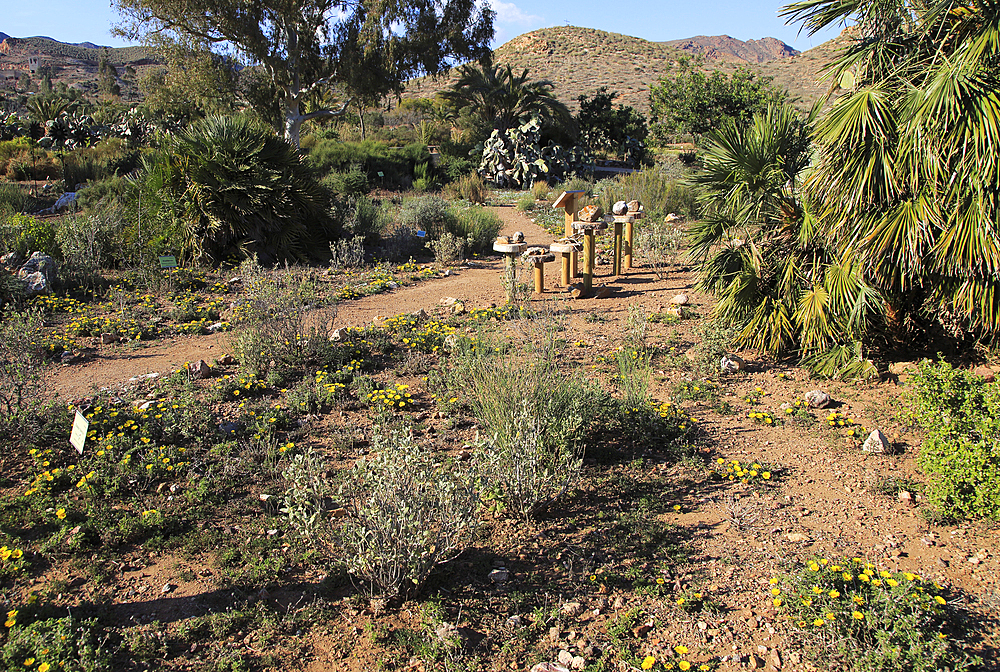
[479,0,543,26]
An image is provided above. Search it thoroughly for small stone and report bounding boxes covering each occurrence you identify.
[664,212,681,222]
[720,354,745,374]
[561,602,583,617]
[612,200,628,215]
[804,390,832,408]
[101,333,118,344]
[412,308,428,320]
[161,582,176,594]
[489,568,509,583]
[217,353,236,365]
[548,626,561,642]
[862,429,892,454]
[748,653,763,669]
[671,293,689,305]
[767,649,782,670]
[697,621,707,631]
[530,664,569,672]
[577,205,603,222]
[571,656,585,670]
[627,200,643,214]
[898,490,916,507]
[452,301,466,315]
[785,533,810,543]
[512,231,525,243]
[206,322,225,333]
[557,650,574,666]
[187,359,212,379]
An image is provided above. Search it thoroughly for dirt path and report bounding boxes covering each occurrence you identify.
[46,205,694,400]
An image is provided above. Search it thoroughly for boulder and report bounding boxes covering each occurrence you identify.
[804,390,832,408]
[671,293,689,305]
[187,359,213,380]
[612,200,628,215]
[512,231,525,243]
[862,429,892,454]
[627,200,643,214]
[577,204,603,222]
[665,212,682,223]
[17,252,58,296]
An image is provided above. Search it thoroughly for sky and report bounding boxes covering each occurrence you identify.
[1,0,842,53]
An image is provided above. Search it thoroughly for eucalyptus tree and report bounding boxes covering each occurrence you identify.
[114,0,494,147]
[781,0,1000,339]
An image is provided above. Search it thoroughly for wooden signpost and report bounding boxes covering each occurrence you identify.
[552,190,585,280]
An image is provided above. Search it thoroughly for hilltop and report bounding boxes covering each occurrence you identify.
[405,25,840,116]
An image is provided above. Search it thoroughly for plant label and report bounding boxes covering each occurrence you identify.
[416,230,427,238]
[377,171,384,177]
[158,255,178,269]
[69,410,89,454]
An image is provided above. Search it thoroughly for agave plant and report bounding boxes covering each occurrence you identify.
[690,102,883,377]
[141,115,332,265]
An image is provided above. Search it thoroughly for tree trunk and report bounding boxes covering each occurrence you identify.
[358,101,366,141]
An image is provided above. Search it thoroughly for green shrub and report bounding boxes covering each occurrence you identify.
[426,231,465,264]
[531,180,550,200]
[1,615,109,672]
[398,195,454,238]
[448,205,502,254]
[338,430,479,598]
[443,172,489,203]
[0,308,46,440]
[322,165,369,196]
[516,193,535,212]
[0,213,58,258]
[0,181,30,214]
[906,359,1000,520]
[771,557,980,672]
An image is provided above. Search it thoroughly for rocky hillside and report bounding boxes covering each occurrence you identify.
[661,34,798,63]
[404,26,839,116]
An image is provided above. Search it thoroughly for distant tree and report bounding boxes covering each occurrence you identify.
[442,62,572,144]
[649,57,785,143]
[576,87,649,165]
[139,37,240,122]
[98,48,122,99]
[114,0,495,147]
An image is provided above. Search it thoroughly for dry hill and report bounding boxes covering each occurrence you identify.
[404,25,844,116]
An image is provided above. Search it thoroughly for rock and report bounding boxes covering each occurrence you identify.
[898,490,916,507]
[973,365,997,383]
[101,333,118,345]
[439,296,457,306]
[386,281,399,289]
[594,285,612,299]
[720,354,745,374]
[785,533,810,543]
[862,429,891,454]
[452,301,466,315]
[217,354,236,365]
[557,650,574,666]
[889,361,919,376]
[571,656,585,670]
[530,663,570,672]
[665,305,683,317]
[412,308,428,320]
[665,212,682,223]
[330,328,347,341]
[612,200,628,215]
[561,602,583,617]
[671,293,689,305]
[53,191,77,212]
[627,200,643,214]
[206,322,225,333]
[443,334,459,351]
[489,568,509,583]
[748,653,763,669]
[60,351,81,365]
[18,252,59,296]
[442,269,452,277]
[512,231,525,243]
[187,359,212,379]
[577,204,603,222]
[804,390,832,408]
[767,649,782,670]
[161,582,176,594]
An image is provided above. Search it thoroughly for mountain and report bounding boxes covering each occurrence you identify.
[0,32,10,42]
[404,26,833,116]
[661,35,798,63]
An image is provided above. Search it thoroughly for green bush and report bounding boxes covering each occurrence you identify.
[1,615,109,672]
[321,165,369,196]
[448,205,502,254]
[338,430,479,598]
[442,172,489,203]
[0,308,46,440]
[906,359,1000,520]
[0,181,30,215]
[516,193,535,212]
[771,557,979,672]
[345,195,389,244]
[0,213,59,258]
[398,195,454,239]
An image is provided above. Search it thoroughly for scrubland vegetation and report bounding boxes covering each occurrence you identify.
[1,0,999,669]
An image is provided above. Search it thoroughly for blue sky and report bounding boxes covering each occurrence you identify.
[2,0,842,52]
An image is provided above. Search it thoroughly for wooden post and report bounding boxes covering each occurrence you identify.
[613,221,623,276]
[493,240,527,304]
[549,242,578,287]
[582,229,596,291]
[533,263,543,294]
[624,219,634,269]
[553,190,585,278]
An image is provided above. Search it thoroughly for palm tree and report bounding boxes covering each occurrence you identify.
[441,62,572,139]
[780,0,1000,339]
[691,102,883,377]
[142,115,332,265]
[25,95,71,124]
